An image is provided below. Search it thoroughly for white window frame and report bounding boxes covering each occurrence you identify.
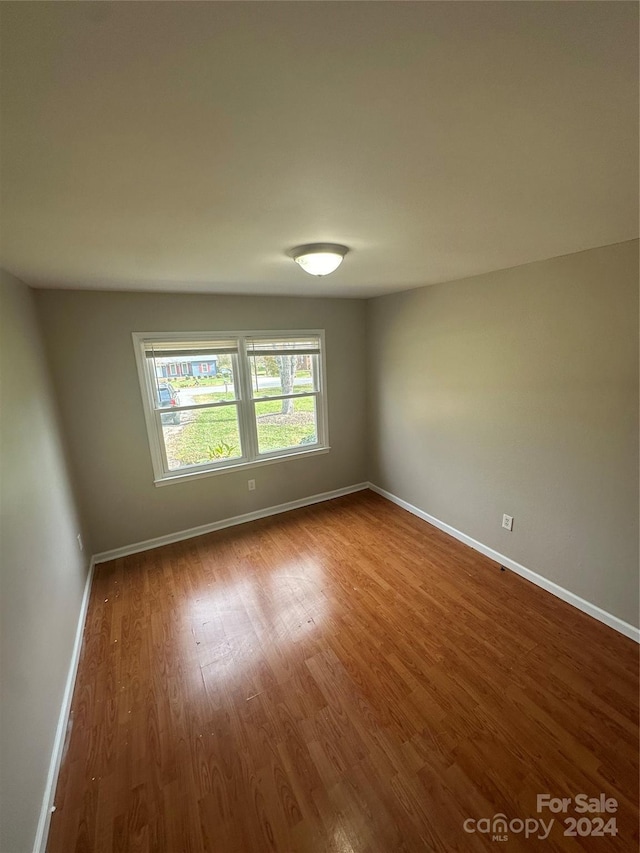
[132,330,329,486]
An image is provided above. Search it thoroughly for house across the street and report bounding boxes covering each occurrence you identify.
[155,357,218,379]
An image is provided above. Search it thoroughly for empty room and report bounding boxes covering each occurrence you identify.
[0,2,638,852]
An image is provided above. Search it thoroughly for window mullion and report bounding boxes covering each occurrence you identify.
[250,391,317,404]
[237,338,259,462]
[155,400,239,414]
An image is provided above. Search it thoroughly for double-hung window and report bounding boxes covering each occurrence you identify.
[133,331,328,484]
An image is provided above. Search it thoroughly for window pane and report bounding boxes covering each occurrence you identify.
[152,354,239,407]
[162,405,242,471]
[255,397,318,454]
[249,353,318,398]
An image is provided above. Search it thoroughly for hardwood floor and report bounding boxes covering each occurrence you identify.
[47,490,639,853]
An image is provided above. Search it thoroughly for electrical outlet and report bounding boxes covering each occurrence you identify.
[502,514,513,532]
[248,479,256,491]
[77,534,84,551]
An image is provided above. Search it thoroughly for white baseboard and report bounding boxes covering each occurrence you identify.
[368,482,640,644]
[93,482,370,564]
[33,557,96,853]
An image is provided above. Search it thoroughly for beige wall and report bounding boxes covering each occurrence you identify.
[367,240,639,628]
[35,290,368,554]
[0,270,91,853]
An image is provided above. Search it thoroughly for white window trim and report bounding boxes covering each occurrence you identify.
[132,330,329,486]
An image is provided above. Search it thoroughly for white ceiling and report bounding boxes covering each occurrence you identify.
[0,2,637,298]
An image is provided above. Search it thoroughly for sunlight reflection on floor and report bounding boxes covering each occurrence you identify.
[183,556,328,696]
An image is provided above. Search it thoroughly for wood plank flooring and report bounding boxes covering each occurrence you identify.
[47,490,639,852]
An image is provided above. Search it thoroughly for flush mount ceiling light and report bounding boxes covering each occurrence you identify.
[288,243,349,277]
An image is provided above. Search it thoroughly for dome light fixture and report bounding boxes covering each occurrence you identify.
[288,243,349,277]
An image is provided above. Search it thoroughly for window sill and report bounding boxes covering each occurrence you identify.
[154,446,331,487]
